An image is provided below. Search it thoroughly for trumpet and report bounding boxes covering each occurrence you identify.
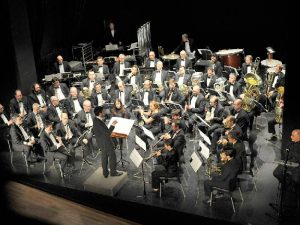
[151,130,172,148]
[144,147,165,161]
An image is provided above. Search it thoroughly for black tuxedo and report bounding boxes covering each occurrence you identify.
[175,73,192,86]
[104,29,122,45]
[55,120,80,145]
[82,78,102,89]
[123,74,143,87]
[144,58,159,68]
[0,112,10,143]
[93,64,110,78]
[173,38,195,54]
[225,82,242,99]
[241,63,254,78]
[25,111,46,138]
[175,58,193,70]
[47,104,66,124]
[28,90,48,107]
[47,83,69,99]
[9,97,31,115]
[53,61,71,74]
[201,74,217,90]
[206,61,223,78]
[92,117,118,176]
[162,87,185,105]
[65,96,84,117]
[151,70,168,84]
[170,129,186,156]
[137,88,157,107]
[189,94,206,116]
[76,110,95,133]
[204,158,241,195]
[90,90,111,108]
[112,61,131,75]
[114,88,132,108]
[231,108,249,139]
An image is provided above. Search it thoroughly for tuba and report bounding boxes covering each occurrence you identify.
[275,86,284,124]
[79,87,92,100]
[213,77,227,102]
[241,73,262,112]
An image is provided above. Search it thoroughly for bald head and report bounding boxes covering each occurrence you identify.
[233,99,242,111]
[57,55,63,64]
[291,129,300,142]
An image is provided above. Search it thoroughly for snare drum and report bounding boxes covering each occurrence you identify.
[216,49,243,68]
[267,67,286,74]
[261,59,282,68]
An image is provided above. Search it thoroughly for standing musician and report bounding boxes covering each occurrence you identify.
[137,80,157,109]
[25,103,46,138]
[93,106,123,178]
[151,139,179,192]
[55,112,81,168]
[202,147,241,205]
[138,101,162,149]
[273,129,300,189]
[185,85,206,135]
[144,51,159,68]
[174,50,193,71]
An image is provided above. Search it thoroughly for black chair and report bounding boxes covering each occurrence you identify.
[209,177,243,213]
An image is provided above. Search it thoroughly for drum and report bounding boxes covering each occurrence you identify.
[267,67,286,74]
[261,59,282,68]
[216,49,244,68]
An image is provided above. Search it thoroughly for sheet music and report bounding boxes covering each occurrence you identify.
[135,135,146,151]
[190,151,202,172]
[195,114,211,127]
[130,148,143,168]
[198,129,211,145]
[141,126,155,140]
[108,117,135,136]
[199,140,210,159]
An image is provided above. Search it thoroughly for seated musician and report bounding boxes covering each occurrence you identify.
[25,103,46,138]
[47,96,66,126]
[224,73,242,103]
[201,67,217,93]
[82,70,102,93]
[220,131,247,172]
[158,120,186,157]
[144,51,159,68]
[47,77,69,102]
[40,120,71,174]
[66,87,84,119]
[10,114,44,163]
[198,96,227,137]
[76,100,95,164]
[175,66,192,87]
[273,129,300,188]
[202,147,241,205]
[174,50,193,71]
[0,103,13,149]
[151,139,179,192]
[90,82,111,108]
[123,65,143,97]
[185,85,206,135]
[164,109,187,133]
[161,78,185,106]
[111,98,130,150]
[55,112,81,168]
[240,55,254,82]
[206,54,223,78]
[137,79,157,110]
[52,55,71,74]
[151,61,168,90]
[112,54,131,79]
[28,83,48,108]
[114,81,132,110]
[9,89,31,117]
[137,101,162,148]
[92,56,110,80]
[210,115,243,154]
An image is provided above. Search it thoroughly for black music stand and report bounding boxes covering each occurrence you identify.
[132,99,145,108]
[206,88,220,97]
[165,102,183,112]
[221,91,235,102]
[151,83,159,89]
[139,67,154,81]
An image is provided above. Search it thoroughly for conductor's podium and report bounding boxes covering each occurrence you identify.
[84,167,128,196]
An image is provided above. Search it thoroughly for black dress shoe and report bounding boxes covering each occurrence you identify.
[110,171,123,176]
[103,174,108,178]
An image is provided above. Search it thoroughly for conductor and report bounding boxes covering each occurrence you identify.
[93,106,123,178]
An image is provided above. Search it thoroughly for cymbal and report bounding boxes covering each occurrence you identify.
[162,53,179,60]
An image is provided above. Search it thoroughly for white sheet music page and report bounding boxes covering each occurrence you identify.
[135,135,146,151]
[198,129,211,145]
[130,148,143,168]
[199,140,210,159]
[108,117,135,136]
[190,151,202,172]
[141,126,155,140]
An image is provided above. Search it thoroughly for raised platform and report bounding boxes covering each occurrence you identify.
[83,167,128,196]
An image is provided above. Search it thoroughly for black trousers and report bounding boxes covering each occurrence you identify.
[273,165,300,187]
[268,118,277,134]
[151,165,177,189]
[101,148,117,176]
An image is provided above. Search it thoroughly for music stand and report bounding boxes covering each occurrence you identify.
[221,91,235,102]
[253,99,268,113]
[139,67,154,81]
[132,99,145,108]
[206,88,220,97]
[151,83,159,89]
[165,102,183,112]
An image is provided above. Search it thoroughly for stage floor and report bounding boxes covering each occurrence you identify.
[1,112,298,225]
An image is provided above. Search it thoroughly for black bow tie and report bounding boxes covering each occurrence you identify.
[181,59,185,61]
[99,66,103,67]
[18,100,23,103]
[97,92,102,95]
[72,97,78,100]
[120,63,124,65]
[90,80,95,83]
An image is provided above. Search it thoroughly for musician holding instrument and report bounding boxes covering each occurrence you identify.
[207,54,223,78]
[92,56,110,80]
[175,66,192,87]
[91,82,111,108]
[174,50,193,71]
[25,103,46,138]
[201,67,217,93]
[123,65,143,97]
[268,91,284,142]
[161,78,185,106]
[224,73,242,102]
[137,79,157,109]
[9,89,31,118]
[164,109,187,133]
[240,55,255,82]
[66,87,84,119]
[172,33,195,60]
[151,61,168,91]
[273,129,300,189]
[52,55,71,74]
[144,51,159,68]
[151,139,179,192]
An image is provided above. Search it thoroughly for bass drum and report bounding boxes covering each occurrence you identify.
[216,49,243,68]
